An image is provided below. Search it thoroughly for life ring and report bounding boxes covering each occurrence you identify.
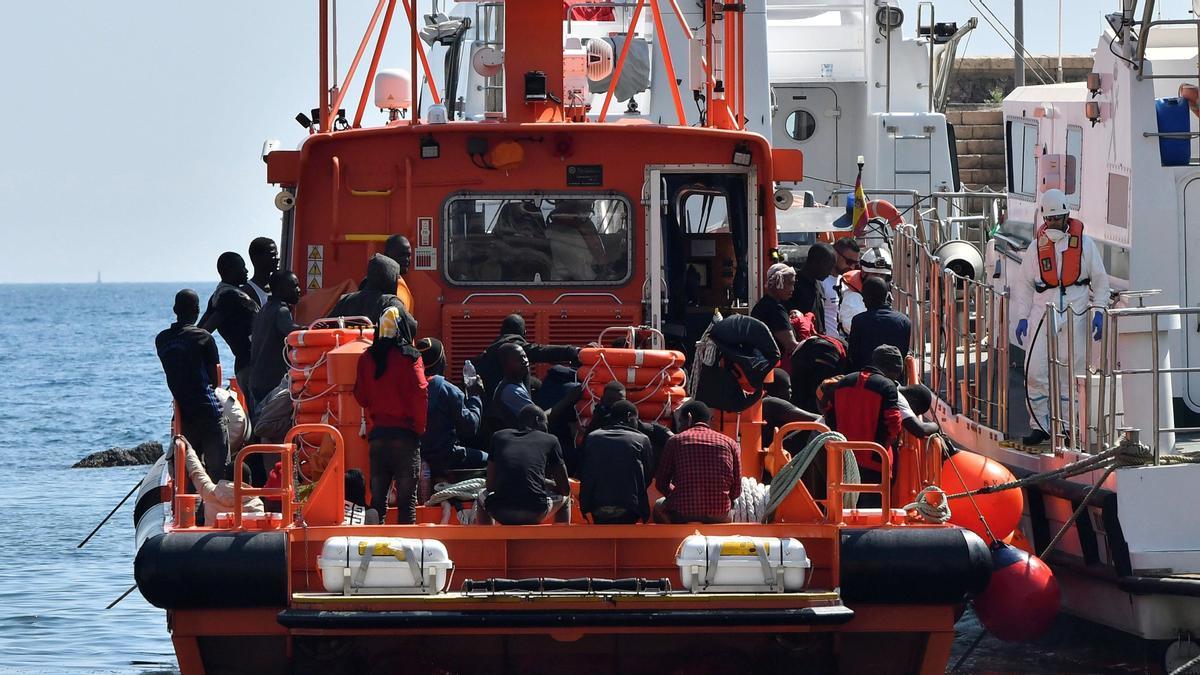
[579,347,686,369]
[289,365,328,384]
[288,346,331,365]
[637,400,680,422]
[285,327,369,348]
[855,199,904,232]
[580,365,686,389]
[622,385,689,405]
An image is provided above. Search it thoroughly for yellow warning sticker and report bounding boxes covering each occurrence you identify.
[307,244,324,260]
[307,276,323,290]
[307,260,323,276]
[720,540,768,556]
[357,541,406,560]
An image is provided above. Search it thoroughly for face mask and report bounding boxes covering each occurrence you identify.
[1045,227,1068,243]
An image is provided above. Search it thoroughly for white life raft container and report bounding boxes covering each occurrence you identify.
[317,537,453,595]
[676,535,810,593]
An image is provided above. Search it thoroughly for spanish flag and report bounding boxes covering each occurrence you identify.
[850,165,869,237]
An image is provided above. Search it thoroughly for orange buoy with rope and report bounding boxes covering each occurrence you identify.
[942,451,1024,543]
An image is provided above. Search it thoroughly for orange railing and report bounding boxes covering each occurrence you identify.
[824,441,892,526]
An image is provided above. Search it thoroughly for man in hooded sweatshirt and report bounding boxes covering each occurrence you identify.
[332,254,416,335]
[473,313,581,405]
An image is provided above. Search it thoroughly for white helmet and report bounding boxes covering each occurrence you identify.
[861,246,893,276]
[1039,188,1069,219]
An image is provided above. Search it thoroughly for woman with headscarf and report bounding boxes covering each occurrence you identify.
[752,262,800,358]
[353,307,428,524]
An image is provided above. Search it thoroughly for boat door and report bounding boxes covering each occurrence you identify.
[647,166,758,349]
[1183,177,1200,411]
[773,86,839,191]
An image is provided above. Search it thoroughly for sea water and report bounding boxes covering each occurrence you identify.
[0,283,1155,673]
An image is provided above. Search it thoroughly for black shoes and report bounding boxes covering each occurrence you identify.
[1022,430,1051,445]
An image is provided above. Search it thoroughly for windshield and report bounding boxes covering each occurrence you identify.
[444,194,632,285]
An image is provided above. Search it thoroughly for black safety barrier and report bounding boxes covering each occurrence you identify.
[839,527,992,603]
[135,531,287,609]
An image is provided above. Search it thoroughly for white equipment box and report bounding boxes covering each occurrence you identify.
[676,535,810,593]
[318,537,453,595]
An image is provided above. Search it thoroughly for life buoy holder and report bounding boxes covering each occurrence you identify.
[579,347,685,369]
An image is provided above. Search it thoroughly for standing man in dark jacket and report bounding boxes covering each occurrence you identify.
[200,252,258,391]
[474,314,580,405]
[353,307,429,524]
[416,337,488,473]
[158,289,228,481]
[848,276,911,370]
[786,243,836,335]
[248,271,302,405]
[383,234,415,313]
[579,400,651,524]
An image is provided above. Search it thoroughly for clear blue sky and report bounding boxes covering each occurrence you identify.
[0,0,1191,283]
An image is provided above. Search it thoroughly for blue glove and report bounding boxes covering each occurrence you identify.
[1015,319,1028,346]
[1092,311,1103,341]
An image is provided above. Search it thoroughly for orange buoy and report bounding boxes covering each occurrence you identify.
[943,451,1023,542]
[625,385,688,405]
[289,364,328,384]
[974,543,1060,641]
[578,347,685,368]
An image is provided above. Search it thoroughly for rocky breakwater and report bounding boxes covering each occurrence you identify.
[73,441,163,468]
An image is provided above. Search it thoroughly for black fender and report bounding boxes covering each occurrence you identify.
[135,531,287,609]
[839,527,992,604]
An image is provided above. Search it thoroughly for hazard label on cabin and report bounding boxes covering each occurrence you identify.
[306,245,324,289]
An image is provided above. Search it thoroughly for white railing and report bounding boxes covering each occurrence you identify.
[893,225,1010,429]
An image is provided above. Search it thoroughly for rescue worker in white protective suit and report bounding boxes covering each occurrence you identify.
[1010,189,1110,445]
[837,246,892,336]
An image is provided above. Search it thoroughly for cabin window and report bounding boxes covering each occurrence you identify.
[1006,118,1039,198]
[679,190,730,234]
[1065,125,1083,208]
[785,110,818,142]
[443,193,632,285]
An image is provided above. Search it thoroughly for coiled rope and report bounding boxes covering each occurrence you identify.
[759,431,860,523]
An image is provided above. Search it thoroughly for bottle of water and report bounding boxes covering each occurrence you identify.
[462,359,478,389]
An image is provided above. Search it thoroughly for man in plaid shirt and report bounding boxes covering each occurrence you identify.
[652,401,742,523]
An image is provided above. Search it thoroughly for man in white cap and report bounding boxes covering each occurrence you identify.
[1010,188,1110,445]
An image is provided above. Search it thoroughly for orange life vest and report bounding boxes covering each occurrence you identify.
[840,270,863,294]
[1036,218,1086,291]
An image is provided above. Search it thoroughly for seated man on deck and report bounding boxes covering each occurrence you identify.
[483,343,536,436]
[478,405,571,525]
[579,400,652,524]
[416,337,488,474]
[583,381,671,477]
[653,401,741,524]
